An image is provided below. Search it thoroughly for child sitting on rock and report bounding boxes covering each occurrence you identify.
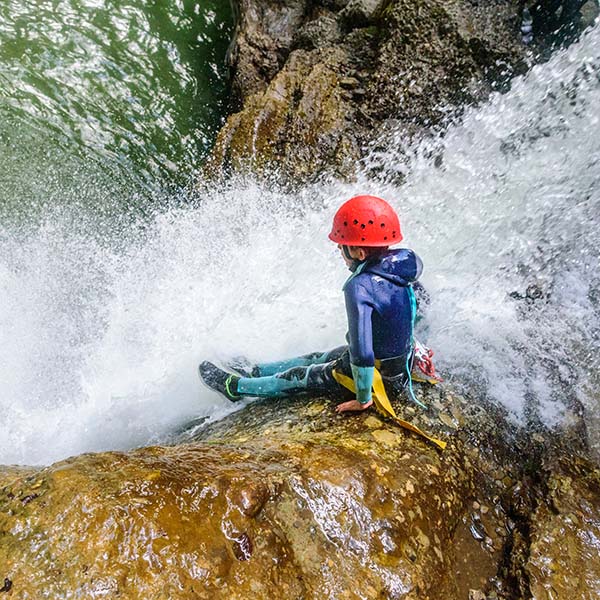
[199,194,440,416]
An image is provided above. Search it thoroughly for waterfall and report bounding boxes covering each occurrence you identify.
[0,11,598,464]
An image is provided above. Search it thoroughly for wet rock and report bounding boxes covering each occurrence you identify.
[340,76,360,89]
[295,14,341,50]
[232,481,269,517]
[230,532,253,561]
[526,0,599,50]
[339,0,387,29]
[370,428,400,445]
[581,1,600,29]
[439,413,459,430]
[207,0,596,185]
[227,0,310,105]
[206,0,534,184]
[1,389,598,598]
[364,415,384,428]
[0,388,515,599]
[20,493,38,505]
[524,457,600,599]
[470,515,487,541]
[206,47,361,182]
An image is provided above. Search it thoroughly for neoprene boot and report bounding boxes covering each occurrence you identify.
[198,361,241,402]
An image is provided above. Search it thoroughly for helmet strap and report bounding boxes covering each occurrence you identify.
[342,245,363,272]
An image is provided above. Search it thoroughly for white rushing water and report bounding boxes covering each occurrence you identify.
[1,23,599,465]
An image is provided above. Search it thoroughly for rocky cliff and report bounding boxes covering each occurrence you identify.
[204,0,597,183]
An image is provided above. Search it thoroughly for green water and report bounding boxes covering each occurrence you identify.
[0,0,233,216]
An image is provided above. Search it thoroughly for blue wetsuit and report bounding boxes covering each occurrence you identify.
[236,248,423,402]
[343,248,422,401]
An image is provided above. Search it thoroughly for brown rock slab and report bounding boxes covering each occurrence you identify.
[525,459,600,600]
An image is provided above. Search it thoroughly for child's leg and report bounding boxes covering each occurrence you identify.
[253,346,347,376]
[237,348,352,399]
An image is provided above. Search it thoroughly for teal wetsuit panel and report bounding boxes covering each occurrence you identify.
[237,369,310,397]
[255,351,331,376]
[237,347,351,399]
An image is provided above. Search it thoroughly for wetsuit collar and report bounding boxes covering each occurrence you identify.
[342,259,369,290]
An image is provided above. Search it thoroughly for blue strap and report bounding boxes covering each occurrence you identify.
[406,287,427,409]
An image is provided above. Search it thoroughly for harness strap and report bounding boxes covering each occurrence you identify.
[410,373,442,385]
[332,368,447,451]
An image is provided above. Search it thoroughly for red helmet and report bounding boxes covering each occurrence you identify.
[328,195,402,247]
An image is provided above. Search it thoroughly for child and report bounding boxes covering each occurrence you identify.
[199,195,425,413]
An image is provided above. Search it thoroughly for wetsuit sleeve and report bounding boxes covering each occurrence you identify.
[351,364,374,404]
[344,278,375,403]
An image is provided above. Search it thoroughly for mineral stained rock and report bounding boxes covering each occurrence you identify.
[2,385,599,599]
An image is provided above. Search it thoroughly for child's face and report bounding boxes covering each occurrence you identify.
[338,244,365,267]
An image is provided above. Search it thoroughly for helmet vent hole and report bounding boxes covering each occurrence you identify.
[353,219,359,225]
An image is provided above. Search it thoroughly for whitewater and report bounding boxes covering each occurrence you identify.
[0,22,599,465]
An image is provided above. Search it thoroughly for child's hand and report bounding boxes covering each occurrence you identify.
[335,399,373,413]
